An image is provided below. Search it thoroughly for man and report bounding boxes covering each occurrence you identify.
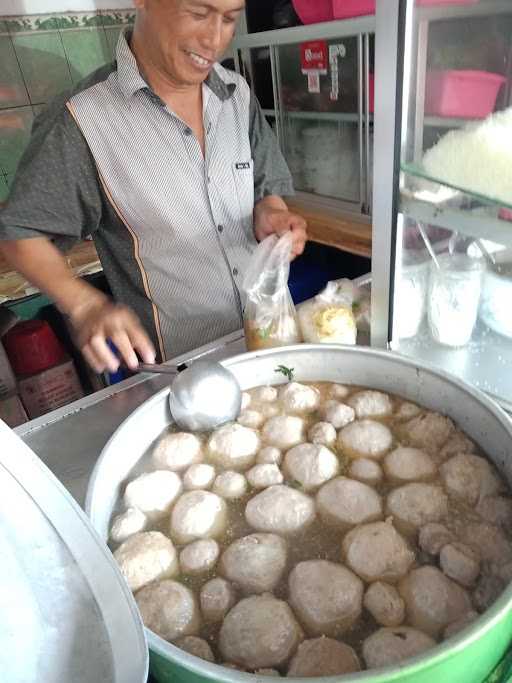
[0,0,306,373]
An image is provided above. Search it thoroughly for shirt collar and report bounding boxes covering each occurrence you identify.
[116,29,236,102]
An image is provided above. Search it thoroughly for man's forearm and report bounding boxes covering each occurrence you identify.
[0,237,107,317]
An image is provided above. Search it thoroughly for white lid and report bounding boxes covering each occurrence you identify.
[0,420,148,683]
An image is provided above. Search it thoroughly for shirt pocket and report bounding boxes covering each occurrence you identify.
[231,160,255,226]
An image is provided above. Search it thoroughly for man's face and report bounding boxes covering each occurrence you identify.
[134,0,245,87]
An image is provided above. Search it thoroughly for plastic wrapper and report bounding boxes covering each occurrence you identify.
[242,233,302,351]
[297,278,366,344]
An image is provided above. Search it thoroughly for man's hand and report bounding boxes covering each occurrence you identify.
[253,195,307,259]
[69,292,156,373]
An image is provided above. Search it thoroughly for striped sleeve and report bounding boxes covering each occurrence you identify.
[249,91,295,202]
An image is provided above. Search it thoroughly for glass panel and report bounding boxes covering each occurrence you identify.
[401,3,512,211]
[277,36,362,202]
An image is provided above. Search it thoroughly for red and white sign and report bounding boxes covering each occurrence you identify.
[300,40,328,74]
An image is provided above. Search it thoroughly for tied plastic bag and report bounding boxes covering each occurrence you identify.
[242,232,302,351]
[297,278,358,344]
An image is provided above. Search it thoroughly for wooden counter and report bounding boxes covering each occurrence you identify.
[0,205,372,302]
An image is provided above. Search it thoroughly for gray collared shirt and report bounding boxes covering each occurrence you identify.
[0,31,294,360]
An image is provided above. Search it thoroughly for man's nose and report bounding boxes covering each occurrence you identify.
[201,15,223,52]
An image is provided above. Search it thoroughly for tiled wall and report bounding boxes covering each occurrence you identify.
[0,9,135,202]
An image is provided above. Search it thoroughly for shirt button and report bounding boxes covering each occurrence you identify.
[218,224,224,233]
[233,267,238,276]
[184,127,192,135]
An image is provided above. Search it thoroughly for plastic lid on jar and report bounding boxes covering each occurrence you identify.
[3,320,66,376]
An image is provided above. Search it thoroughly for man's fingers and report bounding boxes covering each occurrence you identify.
[81,345,108,374]
[129,327,156,365]
[111,330,139,370]
[89,334,120,373]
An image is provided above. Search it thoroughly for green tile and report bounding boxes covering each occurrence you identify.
[32,103,47,118]
[0,34,30,108]
[61,27,110,84]
[5,18,33,34]
[101,11,136,26]
[0,106,34,176]
[11,32,73,103]
[0,175,9,203]
[0,21,9,35]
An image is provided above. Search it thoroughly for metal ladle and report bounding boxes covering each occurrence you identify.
[136,359,242,432]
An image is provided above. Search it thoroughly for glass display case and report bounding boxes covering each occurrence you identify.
[232,17,375,214]
[372,0,512,411]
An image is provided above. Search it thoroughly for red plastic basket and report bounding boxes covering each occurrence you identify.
[292,0,333,24]
[425,70,506,118]
[3,320,65,376]
[332,0,375,19]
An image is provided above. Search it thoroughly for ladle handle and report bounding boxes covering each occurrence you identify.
[136,362,180,375]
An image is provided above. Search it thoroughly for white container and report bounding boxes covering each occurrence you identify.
[479,260,512,338]
[302,123,358,199]
[395,251,430,339]
[428,254,484,347]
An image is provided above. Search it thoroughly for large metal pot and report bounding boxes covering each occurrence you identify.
[86,345,512,683]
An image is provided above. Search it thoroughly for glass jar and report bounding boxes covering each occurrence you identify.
[428,254,484,347]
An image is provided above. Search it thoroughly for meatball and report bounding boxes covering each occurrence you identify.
[316,477,383,530]
[180,539,220,575]
[394,402,422,421]
[399,411,454,452]
[363,582,405,627]
[328,383,350,399]
[348,390,393,418]
[213,471,248,500]
[219,594,304,669]
[444,611,479,639]
[383,447,436,484]
[245,485,315,535]
[113,531,178,592]
[308,422,337,447]
[152,432,203,471]
[398,566,472,637]
[459,523,512,565]
[438,430,476,461]
[257,447,283,466]
[237,410,265,429]
[440,543,480,587]
[386,483,448,536]
[183,464,216,491]
[241,392,251,411]
[207,423,260,471]
[348,458,383,486]
[251,386,278,403]
[279,382,320,414]
[440,454,503,506]
[123,470,182,521]
[283,443,339,492]
[473,574,506,612]
[219,533,287,594]
[170,490,227,544]
[342,521,414,583]
[338,419,393,460]
[200,578,236,623]
[110,507,147,544]
[288,560,363,636]
[174,636,214,662]
[287,637,361,677]
[320,400,355,429]
[247,464,284,489]
[362,627,435,669]
[418,523,454,556]
[136,579,200,641]
[261,416,305,450]
[476,496,512,529]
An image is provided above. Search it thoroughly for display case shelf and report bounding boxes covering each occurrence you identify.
[400,195,512,249]
[417,0,512,23]
[262,109,372,124]
[401,162,512,211]
[395,320,512,414]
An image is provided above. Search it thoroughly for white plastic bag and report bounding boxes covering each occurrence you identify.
[242,233,302,351]
[297,278,357,344]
